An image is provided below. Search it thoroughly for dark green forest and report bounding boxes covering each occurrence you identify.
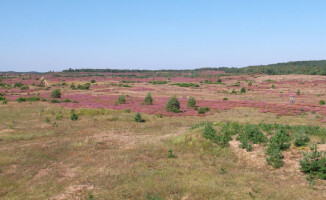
[62,60,326,75]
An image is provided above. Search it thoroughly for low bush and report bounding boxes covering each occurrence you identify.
[148,80,168,84]
[300,144,326,180]
[198,106,210,114]
[20,85,29,90]
[294,130,310,147]
[187,97,196,108]
[70,109,78,121]
[51,89,61,98]
[223,97,228,101]
[171,82,199,87]
[297,90,301,95]
[1,97,8,104]
[77,83,90,90]
[134,112,145,122]
[265,128,291,168]
[90,79,96,83]
[167,149,176,158]
[203,122,232,147]
[115,95,126,105]
[143,92,153,105]
[56,112,64,120]
[165,96,180,113]
[319,100,325,105]
[240,87,246,93]
[14,82,23,88]
[16,97,40,102]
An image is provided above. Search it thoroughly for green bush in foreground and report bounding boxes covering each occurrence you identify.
[319,100,325,105]
[134,112,144,122]
[300,144,326,180]
[294,130,310,147]
[203,122,231,147]
[165,96,180,113]
[265,128,291,168]
[70,110,78,121]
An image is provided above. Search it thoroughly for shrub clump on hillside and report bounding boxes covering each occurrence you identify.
[134,112,145,122]
[198,107,210,114]
[319,100,325,105]
[165,96,180,113]
[187,97,196,108]
[115,95,126,105]
[294,130,310,147]
[70,109,78,121]
[143,92,153,105]
[51,89,61,98]
[240,87,246,93]
[300,144,326,180]
[203,122,232,147]
[265,128,291,168]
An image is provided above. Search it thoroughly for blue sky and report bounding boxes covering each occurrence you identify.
[0,0,325,72]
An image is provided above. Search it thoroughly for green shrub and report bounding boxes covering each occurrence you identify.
[143,92,153,105]
[198,107,205,114]
[223,97,228,101]
[272,84,276,89]
[16,97,27,102]
[319,100,325,105]
[266,146,284,168]
[148,80,168,84]
[187,97,196,108]
[265,128,291,168]
[231,89,237,94]
[44,117,51,123]
[171,83,199,87]
[270,128,291,150]
[77,83,90,90]
[20,85,29,90]
[146,193,163,200]
[115,95,126,105]
[70,110,78,121]
[217,78,222,83]
[248,81,252,86]
[240,87,246,93]
[51,89,61,98]
[297,90,301,95]
[167,149,176,158]
[14,82,23,88]
[294,130,310,147]
[90,79,96,83]
[198,107,210,114]
[203,122,231,147]
[134,112,144,122]
[165,96,180,112]
[299,144,326,180]
[156,113,163,118]
[2,97,8,104]
[50,99,61,103]
[56,112,64,120]
[70,83,76,89]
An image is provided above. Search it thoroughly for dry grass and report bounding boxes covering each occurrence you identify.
[0,102,326,199]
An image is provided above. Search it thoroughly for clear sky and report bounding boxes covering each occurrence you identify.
[0,0,325,72]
